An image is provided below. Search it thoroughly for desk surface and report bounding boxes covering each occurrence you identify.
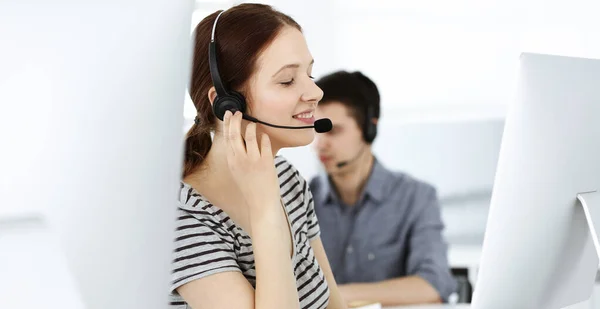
[385,305,471,309]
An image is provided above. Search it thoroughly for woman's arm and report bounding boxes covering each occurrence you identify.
[177,271,255,308]
[251,201,302,309]
[311,237,348,309]
[178,204,299,309]
[177,206,299,309]
[177,112,301,309]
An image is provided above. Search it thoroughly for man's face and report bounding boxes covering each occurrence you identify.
[313,101,365,173]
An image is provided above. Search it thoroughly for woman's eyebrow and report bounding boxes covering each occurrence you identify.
[272,59,314,77]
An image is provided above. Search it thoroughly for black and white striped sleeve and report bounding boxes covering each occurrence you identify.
[170,212,240,294]
[303,176,321,240]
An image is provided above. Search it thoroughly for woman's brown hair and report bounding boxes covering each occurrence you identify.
[183,3,301,178]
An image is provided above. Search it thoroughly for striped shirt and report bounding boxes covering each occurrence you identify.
[169,156,330,309]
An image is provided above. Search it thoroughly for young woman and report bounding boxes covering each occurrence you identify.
[169,4,346,309]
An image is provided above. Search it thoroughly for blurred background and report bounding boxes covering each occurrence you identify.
[2,0,599,308]
[191,0,599,281]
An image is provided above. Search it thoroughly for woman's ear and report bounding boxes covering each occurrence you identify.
[207,87,217,106]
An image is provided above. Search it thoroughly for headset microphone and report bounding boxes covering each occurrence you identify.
[336,161,350,168]
[241,113,332,133]
[310,119,333,133]
[336,145,367,168]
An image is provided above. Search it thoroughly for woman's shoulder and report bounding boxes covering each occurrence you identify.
[274,155,295,172]
[178,182,210,211]
[274,155,305,184]
[171,182,243,296]
[174,182,241,249]
[176,182,229,227]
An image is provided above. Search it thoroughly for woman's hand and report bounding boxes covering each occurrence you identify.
[220,110,301,309]
[223,110,281,215]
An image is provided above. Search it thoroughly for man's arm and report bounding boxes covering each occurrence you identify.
[339,185,456,307]
[338,276,441,307]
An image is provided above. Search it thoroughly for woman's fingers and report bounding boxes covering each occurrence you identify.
[228,111,246,156]
[222,110,235,156]
[244,122,259,159]
[260,133,272,159]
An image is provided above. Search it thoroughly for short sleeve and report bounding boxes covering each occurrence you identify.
[170,211,241,294]
[304,177,321,240]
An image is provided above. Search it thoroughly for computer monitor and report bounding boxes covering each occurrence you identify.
[0,1,193,308]
[472,53,600,309]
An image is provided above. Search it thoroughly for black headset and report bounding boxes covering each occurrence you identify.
[334,76,377,168]
[204,9,332,133]
[353,71,378,143]
[208,10,247,121]
[363,104,377,144]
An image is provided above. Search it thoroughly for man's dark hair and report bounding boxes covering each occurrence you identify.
[316,70,380,137]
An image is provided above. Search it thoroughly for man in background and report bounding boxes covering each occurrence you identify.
[310,70,456,307]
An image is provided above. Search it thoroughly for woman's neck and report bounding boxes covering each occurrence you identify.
[183,132,285,235]
[183,132,281,213]
[184,136,239,199]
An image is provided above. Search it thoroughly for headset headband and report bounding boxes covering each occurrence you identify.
[208,10,228,97]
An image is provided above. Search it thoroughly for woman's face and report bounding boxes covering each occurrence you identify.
[245,26,324,152]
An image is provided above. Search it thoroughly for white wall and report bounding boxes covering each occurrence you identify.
[332,0,600,116]
[190,0,600,119]
[191,0,600,247]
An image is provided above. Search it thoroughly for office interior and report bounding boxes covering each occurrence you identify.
[188,1,599,306]
[1,0,599,308]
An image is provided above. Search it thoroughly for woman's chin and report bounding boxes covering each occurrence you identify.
[272,131,315,149]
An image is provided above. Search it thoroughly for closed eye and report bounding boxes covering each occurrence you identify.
[280,74,314,87]
[280,79,294,86]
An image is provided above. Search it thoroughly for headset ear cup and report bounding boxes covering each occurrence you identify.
[229,90,247,112]
[363,104,377,143]
[213,95,244,121]
[366,122,377,143]
[364,121,376,143]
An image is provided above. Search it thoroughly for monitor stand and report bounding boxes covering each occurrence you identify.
[534,190,600,308]
[579,191,600,261]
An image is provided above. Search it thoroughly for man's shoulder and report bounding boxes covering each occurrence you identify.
[381,168,439,215]
[389,170,437,195]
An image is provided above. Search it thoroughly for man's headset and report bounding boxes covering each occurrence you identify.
[335,73,378,168]
[205,10,332,134]
[362,103,377,144]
